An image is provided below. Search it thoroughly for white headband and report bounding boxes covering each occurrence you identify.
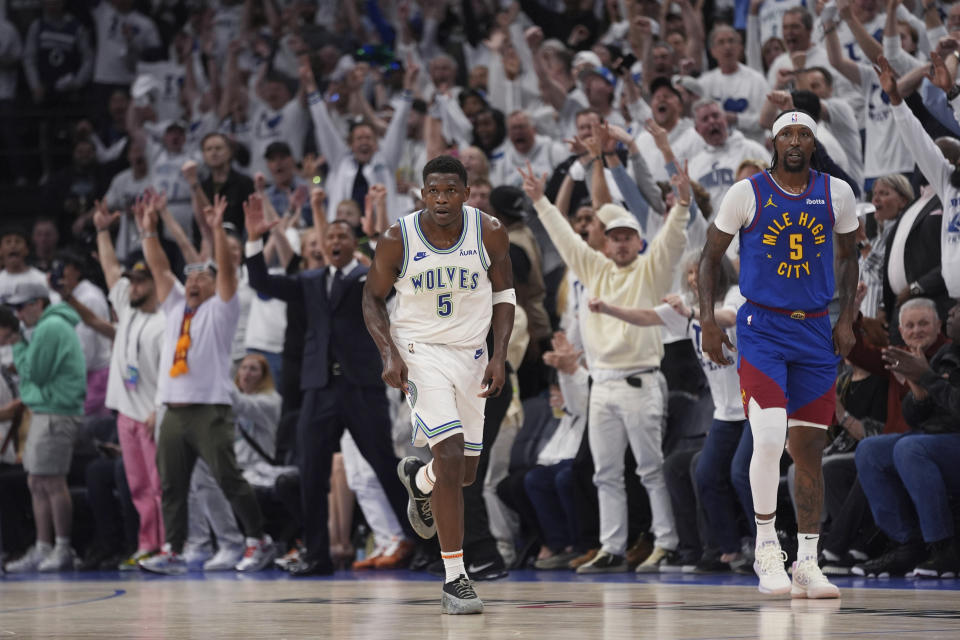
[771,111,818,139]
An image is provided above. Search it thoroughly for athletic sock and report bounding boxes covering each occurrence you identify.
[441,549,465,583]
[37,540,53,553]
[415,460,436,495]
[54,536,70,549]
[756,516,777,544]
[797,533,819,561]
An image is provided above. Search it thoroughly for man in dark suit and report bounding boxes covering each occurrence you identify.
[242,194,411,575]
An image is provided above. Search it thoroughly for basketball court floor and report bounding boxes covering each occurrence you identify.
[1,570,959,639]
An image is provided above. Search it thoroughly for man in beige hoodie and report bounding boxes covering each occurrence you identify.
[518,159,691,573]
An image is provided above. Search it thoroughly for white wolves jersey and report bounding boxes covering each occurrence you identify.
[391,207,493,348]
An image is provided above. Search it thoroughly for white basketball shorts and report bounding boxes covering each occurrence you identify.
[397,339,487,456]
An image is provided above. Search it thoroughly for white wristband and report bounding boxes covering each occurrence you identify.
[492,288,517,306]
[244,238,264,257]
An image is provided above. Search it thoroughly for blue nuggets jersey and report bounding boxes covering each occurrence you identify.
[739,170,835,310]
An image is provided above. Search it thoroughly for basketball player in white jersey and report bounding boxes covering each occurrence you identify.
[363,155,515,614]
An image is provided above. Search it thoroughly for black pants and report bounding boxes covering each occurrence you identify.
[572,426,600,550]
[823,456,878,555]
[664,440,705,558]
[0,463,31,556]
[298,379,411,566]
[496,467,541,544]
[84,456,138,555]
[461,380,512,561]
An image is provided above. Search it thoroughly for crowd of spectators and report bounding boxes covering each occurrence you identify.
[0,0,958,579]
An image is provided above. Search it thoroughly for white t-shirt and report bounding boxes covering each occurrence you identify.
[655,287,747,421]
[817,125,849,176]
[104,167,151,212]
[72,279,112,371]
[713,173,859,236]
[244,267,288,354]
[489,135,569,189]
[634,119,705,184]
[688,130,769,216]
[105,278,166,422]
[146,139,194,242]
[0,267,58,302]
[210,1,244,64]
[835,13,885,66]
[698,64,770,143]
[136,60,185,122]
[858,64,915,179]
[765,45,861,119]
[759,0,808,44]
[92,2,160,85]
[247,95,309,178]
[157,283,240,405]
[104,168,152,260]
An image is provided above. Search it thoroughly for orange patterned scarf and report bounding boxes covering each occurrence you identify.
[169,307,196,377]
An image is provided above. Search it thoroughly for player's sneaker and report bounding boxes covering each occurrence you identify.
[235,535,277,572]
[397,457,436,539]
[791,557,840,598]
[576,550,627,574]
[441,575,484,614]
[753,539,791,595]
[38,545,76,572]
[139,545,188,575]
[4,544,50,573]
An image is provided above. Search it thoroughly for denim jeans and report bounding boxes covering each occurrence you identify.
[694,419,754,553]
[523,460,577,552]
[856,432,960,544]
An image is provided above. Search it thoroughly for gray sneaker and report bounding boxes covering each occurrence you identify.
[397,457,436,539]
[534,550,580,570]
[441,575,484,614]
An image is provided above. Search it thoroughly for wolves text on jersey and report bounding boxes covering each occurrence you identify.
[410,266,482,293]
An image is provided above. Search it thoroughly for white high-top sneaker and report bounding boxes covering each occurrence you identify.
[792,557,841,599]
[753,539,791,595]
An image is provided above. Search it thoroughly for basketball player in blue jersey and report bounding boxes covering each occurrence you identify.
[363,156,515,614]
[698,110,860,599]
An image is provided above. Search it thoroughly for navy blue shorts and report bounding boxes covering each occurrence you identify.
[736,301,839,426]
